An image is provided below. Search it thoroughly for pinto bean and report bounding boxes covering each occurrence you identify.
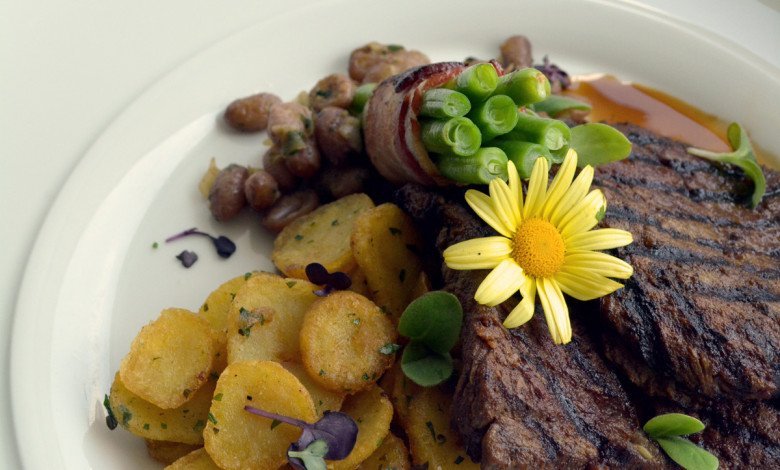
[308,74,356,111]
[262,146,298,192]
[267,102,313,147]
[261,189,319,233]
[223,92,282,132]
[209,164,248,221]
[316,166,370,199]
[284,142,321,179]
[244,170,280,211]
[348,42,430,83]
[314,107,363,166]
[500,35,533,71]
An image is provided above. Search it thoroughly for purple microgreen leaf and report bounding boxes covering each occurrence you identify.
[175,250,198,268]
[212,235,236,258]
[328,272,352,290]
[305,263,352,296]
[165,227,236,259]
[305,411,358,460]
[305,263,330,285]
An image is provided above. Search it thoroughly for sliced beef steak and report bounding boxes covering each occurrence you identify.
[396,186,666,468]
[595,124,780,401]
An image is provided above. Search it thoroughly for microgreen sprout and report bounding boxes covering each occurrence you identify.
[643,413,718,470]
[397,291,463,387]
[687,122,766,208]
[305,263,352,297]
[165,227,237,258]
[244,406,358,470]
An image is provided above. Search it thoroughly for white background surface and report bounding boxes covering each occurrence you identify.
[1,0,778,467]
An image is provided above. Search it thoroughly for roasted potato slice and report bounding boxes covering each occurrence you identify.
[350,203,423,321]
[165,448,220,470]
[119,308,220,409]
[146,440,201,465]
[357,432,411,470]
[199,272,257,341]
[300,291,396,394]
[204,361,316,470]
[380,362,419,427]
[329,386,393,470]
[227,272,318,364]
[272,193,374,279]
[108,372,215,445]
[404,386,479,469]
[283,361,345,417]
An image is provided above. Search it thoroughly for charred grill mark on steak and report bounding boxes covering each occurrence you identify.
[598,332,780,468]
[595,124,780,401]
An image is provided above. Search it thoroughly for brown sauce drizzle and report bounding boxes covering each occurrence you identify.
[563,74,775,166]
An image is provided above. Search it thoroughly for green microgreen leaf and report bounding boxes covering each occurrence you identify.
[398,291,463,354]
[570,123,632,167]
[687,122,766,208]
[654,436,719,470]
[532,95,592,118]
[643,413,705,438]
[288,439,329,470]
[400,342,454,387]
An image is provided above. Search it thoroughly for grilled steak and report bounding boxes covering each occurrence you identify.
[595,124,780,401]
[395,185,666,468]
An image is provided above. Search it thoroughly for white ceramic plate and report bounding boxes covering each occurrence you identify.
[10,0,780,468]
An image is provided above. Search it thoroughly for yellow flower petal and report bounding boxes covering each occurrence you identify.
[474,259,525,306]
[554,269,625,301]
[503,277,536,328]
[443,236,514,270]
[465,189,512,238]
[522,156,549,219]
[489,178,518,233]
[537,277,571,344]
[549,165,594,226]
[563,250,634,279]
[564,228,633,251]
[542,150,577,220]
[558,189,607,239]
[506,161,523,223]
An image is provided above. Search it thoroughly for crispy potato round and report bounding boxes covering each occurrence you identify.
[109,372,215,445]
[146,440,201,465]
[272,193,374,279]
[350,203,424,321]
[405,387,479,469]
[357,432,411,470]
[329,386,394,470]
[199,272,257,341]
[119,308,220,409]
[283,362,345,417]
[379,362,419,428]
[165,448,220,470]
[204,361,316,470]
[227,272,319,364]
[300,291,396,393]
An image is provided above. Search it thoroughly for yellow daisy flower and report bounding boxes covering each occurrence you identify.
[443,149,633,344]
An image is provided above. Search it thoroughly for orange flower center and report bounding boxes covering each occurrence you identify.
[512,218,565,278]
